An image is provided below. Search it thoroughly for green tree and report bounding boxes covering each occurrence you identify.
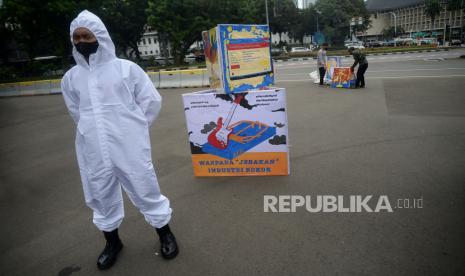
[1,0,78,60]
[381,26,405,40]
[289,6,317,45]
[147,0,208,64]
[446,0,465,11]
[0,7,15,64]
[146,0,314,63]
[314,0,370,45]
[97,0,148,60]
[269,0,300,38]
[425,0,441,30]
[147,0,263,64]
[1,0,149,62]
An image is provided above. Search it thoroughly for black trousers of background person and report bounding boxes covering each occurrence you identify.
[319,67,326,85]
[356,63,368,88]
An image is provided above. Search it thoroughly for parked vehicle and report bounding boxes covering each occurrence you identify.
[345,42,365,49]
[154,57,174,66]
[344,40,363,47]
[184,53,205,64]
[418,38,437,45]
[194,54,205,62]
[364,40,383,48]
[450,39,463,46]
[271,47,285,56]
[184,53,196,64]
[309,44,318,51]
[395,37,415,46]
[290,47,312,53]
[383,40,396,47]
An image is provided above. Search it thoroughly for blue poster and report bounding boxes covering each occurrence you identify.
[217,24,274,94]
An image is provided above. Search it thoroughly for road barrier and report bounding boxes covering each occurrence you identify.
[179,69,205,87]
[0,79,62,97]
[0,68,209,97]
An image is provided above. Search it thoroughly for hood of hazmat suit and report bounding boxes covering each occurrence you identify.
[61,10,171,232]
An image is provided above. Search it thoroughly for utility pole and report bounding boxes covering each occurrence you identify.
[443,3,447,46]
[265,0,269,26]
[316,13,319,33]
[316,10,321,33]
[389,12,397,47]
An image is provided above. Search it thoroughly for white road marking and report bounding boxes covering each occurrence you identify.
[273,51,465,69]
[369,74,465,79]
[276,68,465,76]
[275,74,465,82]
[366,68,465,73]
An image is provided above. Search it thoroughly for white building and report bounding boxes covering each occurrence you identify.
[125,25,172,59]
[271,32,313,45]
[302,0,316,9]
[364,0,465,40]
[133,28,312,60]
[136,31,160,58]
[132,27,205,60]
[132,28,173,59]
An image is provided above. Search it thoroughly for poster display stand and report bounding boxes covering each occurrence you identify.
[331,67,356,88]
[324,56,342,84]
[183,24,289,176]
[203,24,274,94]
[183,88,289,176]
[310,56,355,88]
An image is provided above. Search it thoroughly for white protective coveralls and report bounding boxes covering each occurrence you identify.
[61,10,171,232]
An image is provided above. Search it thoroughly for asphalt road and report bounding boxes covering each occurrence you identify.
[1,54,464,276]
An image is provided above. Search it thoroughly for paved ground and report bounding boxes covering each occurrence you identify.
[0,56,464,276]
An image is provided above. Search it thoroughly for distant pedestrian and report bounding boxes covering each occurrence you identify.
[317,43,329,85]
[348,47,368,88]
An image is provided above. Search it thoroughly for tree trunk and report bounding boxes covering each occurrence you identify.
[128,41,141,61]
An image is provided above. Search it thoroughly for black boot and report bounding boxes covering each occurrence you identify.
[156,224,179,259]
[97,229,123,270]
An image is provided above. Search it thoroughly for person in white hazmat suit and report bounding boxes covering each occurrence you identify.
[61,10,179,269]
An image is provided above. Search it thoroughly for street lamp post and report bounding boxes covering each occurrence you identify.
[350,19,355,41]
[443,4,448,46]
[316,13,319,33]
[316,10,321,33]
[389,12,397,47]
[349,17,363,42]
[265,0,269,26]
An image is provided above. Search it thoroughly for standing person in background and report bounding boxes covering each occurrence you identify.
[317,43,329,85]
[348,47,369,88]
[61,10,179,270]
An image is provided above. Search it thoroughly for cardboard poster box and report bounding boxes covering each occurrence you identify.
[203,24,274,94]
[324,56,342,83]
[331,67,356,88]
[202,29,221,89]
[182,88,290,176]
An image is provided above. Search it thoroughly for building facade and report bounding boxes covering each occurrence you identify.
[136,30,162,58]
[302,0,316,9]
[363,0,464,40]
[271,32,312,45]
[133,28,312,60]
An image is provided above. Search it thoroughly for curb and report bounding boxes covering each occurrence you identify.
[272,48,450,61]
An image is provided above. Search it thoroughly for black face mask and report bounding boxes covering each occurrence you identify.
[74,41,99,59]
